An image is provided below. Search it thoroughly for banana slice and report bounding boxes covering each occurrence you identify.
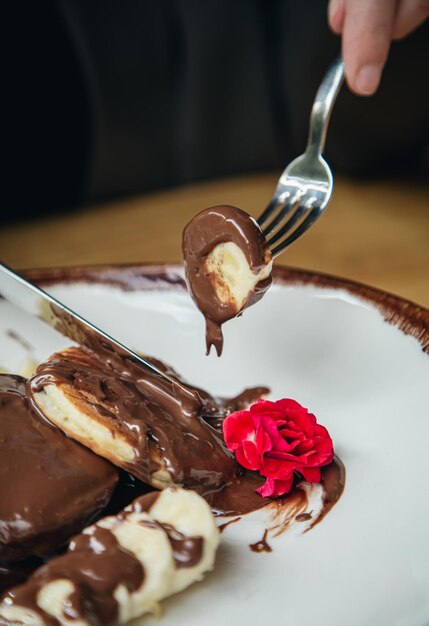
[0,488,220,626]
[206,240,272,312]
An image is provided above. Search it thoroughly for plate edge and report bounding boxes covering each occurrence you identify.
[20,263,429,355]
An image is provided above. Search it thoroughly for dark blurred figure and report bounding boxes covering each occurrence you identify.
[3,0,428,221]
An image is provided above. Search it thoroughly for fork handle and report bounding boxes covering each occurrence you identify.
[306,56,345,158]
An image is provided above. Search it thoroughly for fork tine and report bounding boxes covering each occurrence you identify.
[258,57,344,255]
[257,196,283,227]
[261,191,303,238]
[271,205,321,257]
[266,201,308,247]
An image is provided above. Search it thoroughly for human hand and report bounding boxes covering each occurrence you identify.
[328,0,429,95]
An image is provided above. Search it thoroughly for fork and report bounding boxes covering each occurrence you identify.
[257,56,345,258]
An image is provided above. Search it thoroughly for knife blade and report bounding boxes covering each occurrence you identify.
[0,261,180,387]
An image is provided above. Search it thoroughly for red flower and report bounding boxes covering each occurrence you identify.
[223,398,334,498]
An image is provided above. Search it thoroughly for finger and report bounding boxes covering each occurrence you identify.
[342,0,398,96]
[328,0,346,33]
[393,0,429,39]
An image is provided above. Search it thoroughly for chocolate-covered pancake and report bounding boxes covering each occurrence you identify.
[183,205,273,355]
[28,347,238,497]
[0,375,118,562]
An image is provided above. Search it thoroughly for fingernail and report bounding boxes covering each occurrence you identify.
[355,64,382,95]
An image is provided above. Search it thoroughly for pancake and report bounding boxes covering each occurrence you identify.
[28,347,237,497]
[0,375,118,562]
[0,488,219,626]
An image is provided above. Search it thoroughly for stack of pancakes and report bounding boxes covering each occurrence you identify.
[0,345,238,625]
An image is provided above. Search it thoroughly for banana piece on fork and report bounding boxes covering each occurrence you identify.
[183,205,273,356]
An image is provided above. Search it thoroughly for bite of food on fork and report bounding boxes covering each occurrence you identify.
[182,205,273,356]
[182,56,345,356]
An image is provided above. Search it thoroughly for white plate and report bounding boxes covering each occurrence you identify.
[1,264,428,626]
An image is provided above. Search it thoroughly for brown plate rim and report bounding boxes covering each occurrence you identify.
[21,263,429,355]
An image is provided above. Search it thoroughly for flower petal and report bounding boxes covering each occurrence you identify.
[239,440,262,470]
[223,410,256,449]
[256,474,294,498]
[300,467,321,483]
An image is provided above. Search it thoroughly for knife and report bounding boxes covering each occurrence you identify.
[0,261,187,391]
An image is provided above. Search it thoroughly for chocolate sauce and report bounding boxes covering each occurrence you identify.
[183,205,272,355]
[218,517,241,533]
[262,457,346,537]
[0,471,147,598]
[0,355,345,626]
[125,493,203,569]
[311,455,346,529]
[140,355,269,431]
[138,519,203,569]
[200,386,270,432]
[28,347,238,499]
[0,490,206,625]
[28,343,345,523]
[2,526,144,626]
[127,489,161,514]
[210,472,272,516]
[212,458,345,535]
[44,302,203,420]
[0,375,118,562]
[249,530,272,553]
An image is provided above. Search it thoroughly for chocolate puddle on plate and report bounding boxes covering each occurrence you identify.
[249,530,272,553]
[266,456,345,538]
[212,456,345,553]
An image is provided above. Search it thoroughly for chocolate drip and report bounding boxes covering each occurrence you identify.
[159,524,203,569]
[218,517,241,533]
[205,319,224,358]
[183,205,272,355]
[2,527,144,626]
[0,375,118,562]
[249,530,272,553]
[129,495,204,569]
[28,347,237,498]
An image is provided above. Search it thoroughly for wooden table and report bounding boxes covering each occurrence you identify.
[1,173,428,307]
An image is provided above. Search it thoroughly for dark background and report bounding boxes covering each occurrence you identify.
[3,0,429,221]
